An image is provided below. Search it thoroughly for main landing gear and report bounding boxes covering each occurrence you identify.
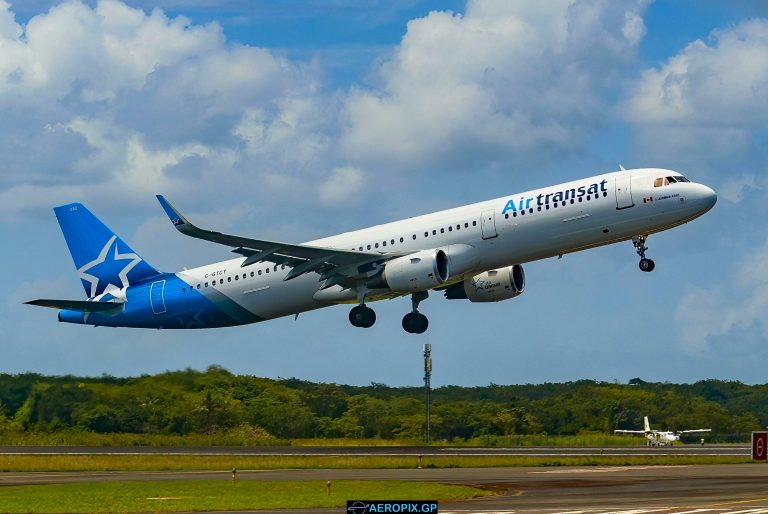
[349,304,376,328]
[402,291,429,334]
[348,291,430,333]
[632,235,655,272]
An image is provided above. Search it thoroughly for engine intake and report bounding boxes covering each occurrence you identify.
[372,249,449,292]
[444,265,525,302]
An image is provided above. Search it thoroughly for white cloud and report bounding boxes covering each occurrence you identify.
[626,19,768,126]
[675,239,768,350]
[0,0,341,220]
[318,166,366,205]
[340,0,650,172]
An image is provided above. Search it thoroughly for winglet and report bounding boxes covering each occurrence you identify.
[156,195,191,228]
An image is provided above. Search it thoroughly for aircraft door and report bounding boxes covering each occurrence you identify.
[615,173,634,209]
[481,209,498,240]
[150,280,167,314]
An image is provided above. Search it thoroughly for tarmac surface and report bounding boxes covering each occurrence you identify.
[0,444,751,456]
[1,461,766,513]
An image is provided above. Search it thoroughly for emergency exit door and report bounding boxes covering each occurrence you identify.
[481,210,498,239]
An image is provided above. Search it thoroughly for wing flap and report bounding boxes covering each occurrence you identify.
[26,299,124,312]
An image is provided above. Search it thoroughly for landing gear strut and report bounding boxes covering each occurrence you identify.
[402,291,429,334]
[349,304,376,328]
[632,235,655,272]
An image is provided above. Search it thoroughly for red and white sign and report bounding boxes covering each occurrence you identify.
[752,431,767,461]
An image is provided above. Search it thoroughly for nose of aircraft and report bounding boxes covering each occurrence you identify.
[694,183,717,212]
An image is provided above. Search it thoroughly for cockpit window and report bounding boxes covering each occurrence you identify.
[666,176,678,184]
[654,178,663,187]
[676,176,690,182]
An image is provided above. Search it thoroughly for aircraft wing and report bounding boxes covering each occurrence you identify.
[26,299,124,312]
[156,195,395,288]
[677,429,712,434]
[614,430,647,434]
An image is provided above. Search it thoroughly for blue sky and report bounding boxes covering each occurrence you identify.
[1,0,767,386]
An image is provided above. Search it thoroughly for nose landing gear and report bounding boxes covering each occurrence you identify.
[402,291,429,334]
[632,235,655,272]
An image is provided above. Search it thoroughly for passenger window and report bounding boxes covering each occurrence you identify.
[227,277,231,282]
[235,276,238,281]
[220,279,223,284]
[375,243,379,248]
[205,282,209,287]
[472,221,477,226]
[182,287,186,293]
[424,232,429,237]
[521,210,525,216]
[266,268,269,273]
[243,273,247,279]
[578,197,583,202]
[412,234,416,240]
[586,195,590,201]
[258,270,262,275]
[440,228,444,234]
[400,237,404,243]
[530,208,534,213]
[274,265,278,271]
[654,177,663,187]
[456,224,460,230]
[513,212,517,218]
[432,230,437,235]
[570,199,574,204]
[382,241,386,247]
[367,244,371,250]
[250,272,254,277]
[603,192,607,197]
[391,239,395,245]
[465,222,469,228]
[197,284,200,289]
[505,213,509,219]
[359,246,363,251]
[537,206,541,211]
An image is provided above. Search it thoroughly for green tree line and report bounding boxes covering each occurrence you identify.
[0,367,765,444]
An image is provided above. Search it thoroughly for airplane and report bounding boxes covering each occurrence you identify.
[615,416,712,446]
[26,168,717,333]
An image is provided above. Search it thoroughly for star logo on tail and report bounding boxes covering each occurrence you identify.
[78,235,143,297]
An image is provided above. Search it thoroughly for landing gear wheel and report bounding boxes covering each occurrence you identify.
[632,235,655,273]
[639,258,655,272]
[349,305,376,328]
[402,312,429,334]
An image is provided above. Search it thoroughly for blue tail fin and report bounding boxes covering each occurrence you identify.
[54,203,160,298]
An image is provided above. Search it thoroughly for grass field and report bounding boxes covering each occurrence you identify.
[0,454,752,472]
[0,479,493,513]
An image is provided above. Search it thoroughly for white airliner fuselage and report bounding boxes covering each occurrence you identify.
[28,168,717,332]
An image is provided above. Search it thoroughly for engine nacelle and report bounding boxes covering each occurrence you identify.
[373,249,449,292]
[444,265,525,302]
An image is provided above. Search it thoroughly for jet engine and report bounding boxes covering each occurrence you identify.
[444,265,525,302]
[369,249,449,292]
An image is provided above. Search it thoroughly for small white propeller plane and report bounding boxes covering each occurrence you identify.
[615,416,712,446]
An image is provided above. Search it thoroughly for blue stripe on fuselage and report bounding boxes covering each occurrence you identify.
[62,274,263,329]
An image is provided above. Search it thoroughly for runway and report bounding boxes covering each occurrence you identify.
[0,444,750,457]
[1,464,766,513]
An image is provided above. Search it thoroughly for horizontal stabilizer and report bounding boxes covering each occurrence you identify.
[26,299,124,312]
